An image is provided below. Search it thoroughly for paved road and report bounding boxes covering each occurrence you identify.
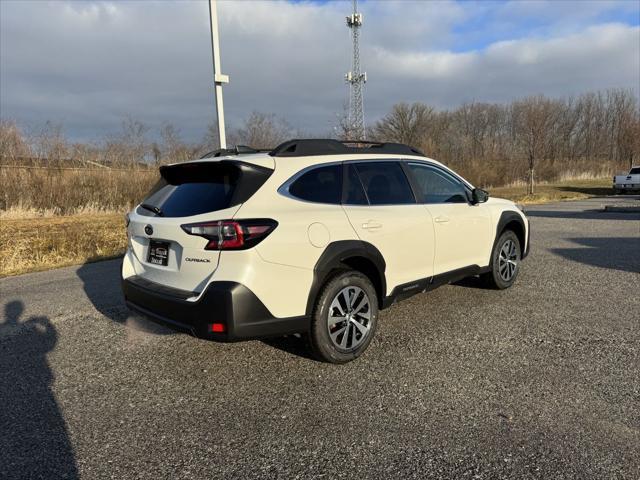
[1,197,639,480]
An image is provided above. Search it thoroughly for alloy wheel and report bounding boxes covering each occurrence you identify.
[498,239,518,281]
[327,286,371,351]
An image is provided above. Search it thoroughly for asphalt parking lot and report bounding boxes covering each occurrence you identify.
[1,196,639,479]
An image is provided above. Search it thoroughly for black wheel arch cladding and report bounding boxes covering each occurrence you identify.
[495,210,526,256]
[306,240,386,316]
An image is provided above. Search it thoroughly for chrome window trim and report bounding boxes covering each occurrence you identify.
[277,157,472,207]
[277,161,345,205]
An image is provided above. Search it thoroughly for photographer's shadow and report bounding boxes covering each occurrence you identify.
[0,301,78,479]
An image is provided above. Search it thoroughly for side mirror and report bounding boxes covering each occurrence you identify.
[471,188,489,204]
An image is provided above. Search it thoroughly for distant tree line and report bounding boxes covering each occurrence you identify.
[368,89,639,192]
[1,89,638,191]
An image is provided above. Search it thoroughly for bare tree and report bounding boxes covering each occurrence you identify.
[0,120,31,164]
[160,123,196,164]
[513,97,558,194]
[372,103,435,148]
[31,121,68,165]
[227,112,293,149]
[103,116,150,166]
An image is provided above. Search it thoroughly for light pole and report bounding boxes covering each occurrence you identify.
[208,0,229,149]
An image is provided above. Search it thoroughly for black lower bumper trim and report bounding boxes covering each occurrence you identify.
[122,276,310,341]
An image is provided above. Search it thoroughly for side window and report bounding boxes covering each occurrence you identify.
[288,164,343,204]
[354,162,415,205]
[407,163,469,204]
[344,164,368,205]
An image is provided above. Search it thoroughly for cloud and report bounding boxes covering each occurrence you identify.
[0,0,638,142]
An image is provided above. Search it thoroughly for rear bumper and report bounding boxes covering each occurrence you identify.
[122,276,309,341]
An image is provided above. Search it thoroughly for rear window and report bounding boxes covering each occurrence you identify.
[630,167,640,175]
[139,161,271,218]
[288,165,343,204]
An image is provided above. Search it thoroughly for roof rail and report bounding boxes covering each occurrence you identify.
[269,139,424,157]
[200,145,271,159]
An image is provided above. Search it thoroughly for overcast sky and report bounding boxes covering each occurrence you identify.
[1,0,639,142]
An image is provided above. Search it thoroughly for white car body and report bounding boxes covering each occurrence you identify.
[122,140,529,362]
[614,166,640,192]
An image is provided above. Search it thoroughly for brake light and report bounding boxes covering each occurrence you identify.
[181,219,277,250]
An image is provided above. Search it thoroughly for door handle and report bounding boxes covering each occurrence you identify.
[362,221,382,230]
[434,216,450,223]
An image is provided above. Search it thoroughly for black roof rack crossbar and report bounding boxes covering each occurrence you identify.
[200,145,271,159]
[269,139,424,157]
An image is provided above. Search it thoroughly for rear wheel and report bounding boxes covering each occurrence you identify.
[480,230,521,289]
[308,271,378,364]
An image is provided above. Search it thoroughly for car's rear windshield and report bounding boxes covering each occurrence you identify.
[138,161,272,218]
[629,167,640,175]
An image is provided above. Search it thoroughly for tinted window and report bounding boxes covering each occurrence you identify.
[344,164,368,205]
[354,162,415,205]
[407,163,468,204]
[630,167,640,175]
[288,165,343,204]
[139,162,270,217]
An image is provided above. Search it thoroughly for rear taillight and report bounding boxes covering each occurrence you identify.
[181,219,277,250]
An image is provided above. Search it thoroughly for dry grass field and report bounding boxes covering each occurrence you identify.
[0,166,158,215]
[491,177,612,204]
[0,213,125,277]
[0,173,613,277]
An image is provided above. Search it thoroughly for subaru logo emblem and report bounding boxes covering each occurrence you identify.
[144,225,153,236]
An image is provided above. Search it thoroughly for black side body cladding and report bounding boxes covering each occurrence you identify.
[493,210,529,258]
[381,265,488,309]
[123,276,309,341]
[306,240,387,316]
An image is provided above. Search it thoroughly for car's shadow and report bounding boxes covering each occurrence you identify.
[551,237,640,273]
[261,335,317,361]
[0,301,79,479]
[452,276,487,289]
[526,209,640,221]
[76,258,176,337]
[75,258,315,358]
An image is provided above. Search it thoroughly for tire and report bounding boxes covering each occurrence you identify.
[480,230,521,290]
[308,271,379,364]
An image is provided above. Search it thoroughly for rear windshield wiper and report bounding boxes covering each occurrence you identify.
[139,203,163,216]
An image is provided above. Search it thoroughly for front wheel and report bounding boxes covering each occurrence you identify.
[308,271,378,364]
[480,230,521,289]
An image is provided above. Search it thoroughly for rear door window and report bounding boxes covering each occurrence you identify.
[139,161,271,217]
[288,164,343,204]
[344,164,368,205]
[354,162,415,205]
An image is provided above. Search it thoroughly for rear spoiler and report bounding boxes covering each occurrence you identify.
[158,160,273,206]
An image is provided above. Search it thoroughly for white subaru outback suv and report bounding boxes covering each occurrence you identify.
[122,139,529,363]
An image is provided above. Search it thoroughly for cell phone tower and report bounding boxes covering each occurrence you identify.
[345,0,367,140]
